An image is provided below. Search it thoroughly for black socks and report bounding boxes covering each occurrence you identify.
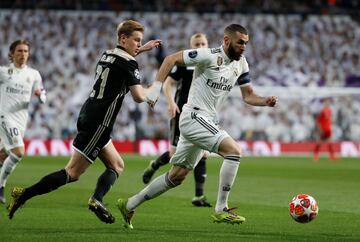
[92,168,118,202]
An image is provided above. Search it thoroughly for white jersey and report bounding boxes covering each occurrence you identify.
[0,63,42,130]
[183,45,251,117]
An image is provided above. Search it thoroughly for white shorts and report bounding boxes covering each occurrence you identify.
[0,118,25,150]
[170,106,229,169]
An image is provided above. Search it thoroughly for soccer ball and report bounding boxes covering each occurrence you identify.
[289,194,319,223]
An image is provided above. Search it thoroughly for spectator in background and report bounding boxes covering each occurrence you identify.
[313,98,337,161]
[0,10,359,142]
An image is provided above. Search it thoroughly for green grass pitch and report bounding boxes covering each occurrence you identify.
[1,155,359,242]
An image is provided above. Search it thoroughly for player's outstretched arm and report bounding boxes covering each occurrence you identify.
[163,76,180,118]
[240,85,277,107]
[129,85,151,103]
[145,51,185,108]
[137,39,162,55]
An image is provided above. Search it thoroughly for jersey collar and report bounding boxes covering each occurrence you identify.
[116,45,126,51]
[220,45,232,64]
[10,63,27,70]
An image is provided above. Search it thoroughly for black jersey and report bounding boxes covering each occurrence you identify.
[169,65,194,110]
[77,46,140,130]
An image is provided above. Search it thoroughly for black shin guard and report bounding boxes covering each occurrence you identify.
[152,151,171,170]
[92,168,118,202]
[194,157,207,196]
[22,169,71,202]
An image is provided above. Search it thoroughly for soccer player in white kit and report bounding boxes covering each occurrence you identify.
[0,40,46,203]
[118,24,278,228]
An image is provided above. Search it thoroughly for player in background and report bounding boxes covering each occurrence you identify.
[0,40,46,204]
[7,20,162,223]
[313,97,337,161]
[142,33,211,207]
[117,24,277,229]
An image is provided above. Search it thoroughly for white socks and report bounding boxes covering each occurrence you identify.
[126,172,176,211]
[215,155,240,213]
[0,152,21,188]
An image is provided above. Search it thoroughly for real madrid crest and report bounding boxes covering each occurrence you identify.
[8,68,13,75]
[234,69,239,76]
[217,56,223,66]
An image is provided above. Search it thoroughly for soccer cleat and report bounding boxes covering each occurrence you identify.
[0,186,6,204]
[142,160,156,184]
[7,187,26,219]
[88,197,115,224]
[212,207,245,225]
[192,195,212,207]
[117,198,134,229]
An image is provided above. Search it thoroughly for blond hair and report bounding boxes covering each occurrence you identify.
[117,20,144,39]
[190,33,207,45]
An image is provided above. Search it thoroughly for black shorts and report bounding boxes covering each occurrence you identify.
[169,112,181,147]
[72,123,111,163]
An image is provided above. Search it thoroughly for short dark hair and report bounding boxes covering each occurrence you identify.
[8,39,30,61]
[117,20,144,39]
[224,24,248,36]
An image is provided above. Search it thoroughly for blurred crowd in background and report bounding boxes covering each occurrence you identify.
[0,7,359,141]
[1,0,359,15]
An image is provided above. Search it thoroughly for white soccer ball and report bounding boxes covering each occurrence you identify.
[289,194,319,223]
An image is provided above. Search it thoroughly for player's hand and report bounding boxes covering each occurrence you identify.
[145,81,162,108]
[168,102,180,118]
[35,89,47,104]
[266,96,277,107]
[39,89,47,104]
[146,98,158,109]
[140,39,162,52]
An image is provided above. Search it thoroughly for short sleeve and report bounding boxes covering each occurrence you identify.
[125,60,141,86]
[183,48,211,67]
[33,70,43,90]
[236,58,251,86]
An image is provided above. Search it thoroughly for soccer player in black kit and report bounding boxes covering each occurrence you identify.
[7,20,162,223]
[142,33,211,207]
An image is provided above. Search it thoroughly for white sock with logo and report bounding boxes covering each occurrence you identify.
[215,155,240,213]
[0,152,21,188]
[126,172,176,211]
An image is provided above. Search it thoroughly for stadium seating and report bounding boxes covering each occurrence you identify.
[0,10,359,141]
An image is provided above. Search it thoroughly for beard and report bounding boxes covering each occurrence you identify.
[228,43,242,61]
